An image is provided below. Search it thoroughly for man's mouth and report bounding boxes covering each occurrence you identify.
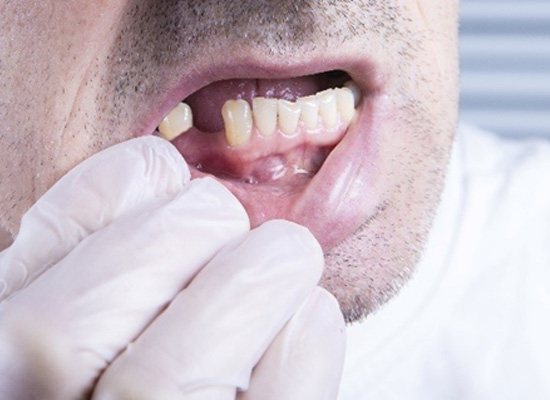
[160,71,359,183]
[147,62,386,251]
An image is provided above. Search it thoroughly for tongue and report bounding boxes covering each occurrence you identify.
[185,72,347,133]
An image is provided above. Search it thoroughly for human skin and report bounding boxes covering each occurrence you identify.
[0,1,459,322]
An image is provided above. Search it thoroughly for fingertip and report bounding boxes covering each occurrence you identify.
[301,287,346,334]
[256,219,324,279]
[121,135,191,185]
[186,177,250,231]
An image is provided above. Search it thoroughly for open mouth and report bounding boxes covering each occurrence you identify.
[149,62,386,250]
[161,70,359,184]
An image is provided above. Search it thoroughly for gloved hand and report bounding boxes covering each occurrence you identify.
[0,136,346,400]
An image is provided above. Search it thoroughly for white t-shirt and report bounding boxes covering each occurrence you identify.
[339,124,550,399]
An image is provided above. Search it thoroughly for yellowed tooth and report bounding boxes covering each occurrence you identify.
[221,99,253,146]
[344,80,362,107]
[335,87,355,125]
[297,95,320,131]
[317,89,338,128]
[277,100,301,137]
[252,97,277,137]
[158,102,193,141]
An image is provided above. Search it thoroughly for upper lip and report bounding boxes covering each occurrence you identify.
[135,53,387,251]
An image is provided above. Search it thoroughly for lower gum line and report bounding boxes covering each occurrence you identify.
[194,146,330,185]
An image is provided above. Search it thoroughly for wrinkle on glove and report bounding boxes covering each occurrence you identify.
[1,178,249,394]
[0,136,346,400]
[0,136,190,301]
[0,137,250,398]
[92,220,324,399]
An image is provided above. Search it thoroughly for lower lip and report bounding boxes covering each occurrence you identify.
[178,93,386,251]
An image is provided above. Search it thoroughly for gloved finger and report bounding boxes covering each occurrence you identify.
[0,136,189,300]
[1,177,249,397]
[92,220,324,400]
[0,312,85,400]
[238,287,346,400]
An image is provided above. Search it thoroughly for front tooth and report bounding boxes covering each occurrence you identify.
[317,89,338,129]
[158,102,193,141]
[344,80,362,107]
[335,87,355,124]
[297,95,320,131]
[278,100,301,137]
[252,97,277,137]
[222,99,253,146]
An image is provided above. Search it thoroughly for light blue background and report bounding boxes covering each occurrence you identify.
[459,0,550,138]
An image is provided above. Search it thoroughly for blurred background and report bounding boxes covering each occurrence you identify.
[459,0,550,138]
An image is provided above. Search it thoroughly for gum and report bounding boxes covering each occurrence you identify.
[170,116,352,184]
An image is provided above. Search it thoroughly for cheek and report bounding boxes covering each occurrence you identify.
[0,1,129,234]
[414,1,460,97]
[404,0,459,143]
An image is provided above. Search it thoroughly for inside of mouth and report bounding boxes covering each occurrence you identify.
[192,143,334,187]
[171,70,356,186]
[185,70,351,133]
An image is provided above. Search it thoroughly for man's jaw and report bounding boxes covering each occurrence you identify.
[139,57,386,251]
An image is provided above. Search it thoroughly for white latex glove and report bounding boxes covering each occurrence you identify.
[0,136,345,400]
